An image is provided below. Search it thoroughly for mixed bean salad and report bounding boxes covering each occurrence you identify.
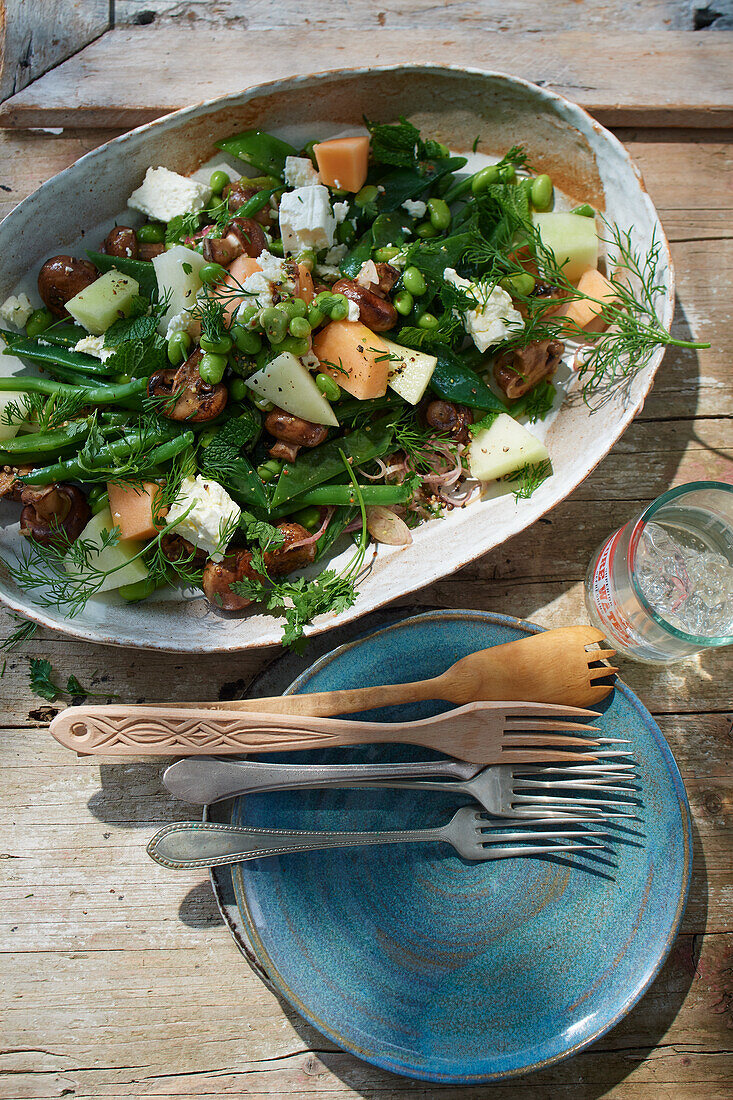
[0,119,695,647]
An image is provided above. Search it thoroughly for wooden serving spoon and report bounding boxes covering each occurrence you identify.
[172,625,617,717]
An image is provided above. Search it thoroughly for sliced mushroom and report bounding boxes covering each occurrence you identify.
[19,484,90,547]
[101,226,138,260]
[265,408,329,453]
[161,533,207,570]
[269,440,300,463]
[37,256,99,317]
[202,217,268,266]
[0,464,34,502]
[138,241,166,261]
[202,549,261,612]
[494,339,565,400]
[148,350,228,422]
[424,400,474,444]
[264,522,316,576]
[223,180,273,226]
[331,278,397,331]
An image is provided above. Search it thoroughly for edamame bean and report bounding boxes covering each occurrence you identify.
[229,377,248,401]
[292,505,322,531]
[499,164,516,183]
[289,316,311,339]
[251,393,275,413]
[269,238,284,257]
[417,312,439,329]
[167,330,192,365]
[394,290,414,315]
[530,173,553,212]
[328,294,350,321]
[257,458,282,482]
[415,222,438,239]
[260,306,289,344]
[25,308,54,338]
[315,373,340,401]
[355,184,378,207]
[231,324,262,355]
[238,304,261,329]
[198,352,227,384]
[209,170,230,195]
[199,262,228,286]
[403,266,427,296]
[138,223,166,243]
[500,272,536,297]
[118,576,158,602]
[427,197,451,230]
[200,333,233,354]
[572,203,596,218]
[270,335,310,357]
[283,297,308,319]
[471,164,501,195]
[374,246,400,262]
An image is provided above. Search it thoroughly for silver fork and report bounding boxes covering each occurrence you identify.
[147,808,608,870]
[163,757,637,820]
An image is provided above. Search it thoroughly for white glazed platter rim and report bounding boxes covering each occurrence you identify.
[0,64,674,651]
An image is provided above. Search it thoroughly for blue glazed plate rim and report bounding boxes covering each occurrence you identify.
[228,609,693,1083]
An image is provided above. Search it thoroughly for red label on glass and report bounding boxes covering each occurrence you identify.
[591,526,634,642]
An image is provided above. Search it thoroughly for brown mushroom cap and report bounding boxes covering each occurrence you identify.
[102,226,138,260]
[263,522,317,576]
[222,181,273,226]
[148,350,228,422]
[202,549,261,612]
[161,533,207,570]
[19,484,90,547]
[494,339,565,400]
[331,278,397,332]
[424,401,474,444]
[264,409,329,449]
[37,256,99,317]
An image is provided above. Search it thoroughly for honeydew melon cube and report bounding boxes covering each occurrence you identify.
[152,245,208,335]
[246,352,339,426]
[382,338,437,405]
[532,212,599,284]
[0,382,30,442]
[66,271,140,335]
[468,413,550,483]
[64,507,149,593]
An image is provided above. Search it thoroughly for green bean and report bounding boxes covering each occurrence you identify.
[282,481,413,510]
[530,174,554,212]
[1,419,92,455]
[0,375,148,403]
[24,428,190,486]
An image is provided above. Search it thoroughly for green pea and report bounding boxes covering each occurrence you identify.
[315,373,341,401]
[231,324,262,355]
[209,169,230,195]
[417,312,439,330]
[354,184,378,207]
[113,373,132,385]
[118,576,158,602]
[296,249,317,272]
[138,222,166,243]
[374,246,400,262]
[499,164,516,183]
[403,266,427,296]
[269,238,284,257]
[238,304,261,329]
[199,262,228,286]
[257,459,282,482]
[260,306,289,344]
[427,197,451,231]
[415,222,438,239]
[530,174,553,212]
[572,203,596,218]
[270,335,310,357]
[229,377,248,401]
[394,290,414,316]
[292,505,322,531]
[283,297,308,319]
[250,393,275,413]
[308,305,326,329]
[25,308,53,338]
[336,220,355,245]
[471,164,501,195]
[198,352,227,384]
[289,316,311,339]
[500,272,536,297]
[328,294,350,322]
[167,330,192,365]
[88,487,109,516]
[200,333,233,354]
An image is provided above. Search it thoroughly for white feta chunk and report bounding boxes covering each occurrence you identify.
[346,300,360,322]
[444,268,524,352]
[128,167,212,223]
[332,201,350,224]
[256,250,294,288]
[284,156,321,188]
[235,250,295,318]
[72,335,114,363]
[356,260,379,288]
[0,293,34,329]
[323,244,347,265]
[278,185,336,254]
[402,199,427,218]
[165,475,241,562]
[164,309,196,340]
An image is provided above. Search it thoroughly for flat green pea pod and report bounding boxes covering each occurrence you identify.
[530,174,554,212]
[86,250,157,299]
[339,230,374,279]
[428,349,508,414]
[215,130,297,179]
[28,322,87,348]
[25,308,54,338]
[282,481,414,510]
[0,374,148,403]
[376,157,467,214]
[270,415,396,508]
[24,429,191,486]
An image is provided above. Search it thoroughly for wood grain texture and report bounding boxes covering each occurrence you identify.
[0,0,109,103]
[0,123,731,1097]
[1,27,732,129]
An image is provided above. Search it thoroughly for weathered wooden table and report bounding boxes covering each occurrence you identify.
[1,6,732,1097]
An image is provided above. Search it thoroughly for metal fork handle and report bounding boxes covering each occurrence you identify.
[163,757,474,804]
[147,820,447,869]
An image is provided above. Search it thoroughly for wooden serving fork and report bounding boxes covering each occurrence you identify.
[172,625,617,717]
[48,700,617,764]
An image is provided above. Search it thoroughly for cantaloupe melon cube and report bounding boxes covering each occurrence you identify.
[557,267,618,333]
[312,320,389,400]
[313,137,370,193]
[107,481,166,541]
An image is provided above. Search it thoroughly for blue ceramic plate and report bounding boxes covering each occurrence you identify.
[227,611,691,1083]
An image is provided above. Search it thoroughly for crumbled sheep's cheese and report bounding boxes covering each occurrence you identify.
[257,250,294,287]
[164,310,196,340]
[235,250,295,317]
[323,244,347,265]
[284,156,321,188]
[128,167,212,223]
[0,293,34,329]
[332,201,349,224]
[300,349,321,371]
[278,185,336,254]
[444,267,524,353]
[402,199,427,218]
[72,335,114,363]
[346,300,361,322]
[165,475,241,562]
[356,259,379,288]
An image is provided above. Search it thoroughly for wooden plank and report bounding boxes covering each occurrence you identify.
[0,0,109,104]
[1,28,732,129]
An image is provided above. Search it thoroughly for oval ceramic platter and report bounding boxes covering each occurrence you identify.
[0,67,673,651]
[216,611,691,1083]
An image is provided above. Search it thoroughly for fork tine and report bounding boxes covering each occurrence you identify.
[503,735,601,749]
[513,794,638,810]
[501,704,600,718]
[478,843,608,858]
[589,666,620,680]
[512,763,636,775]
[587,648,617,662]
[514,779,636,793]
[504,719,600,733]
[502,749,601,763]
[477,825,609,840]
